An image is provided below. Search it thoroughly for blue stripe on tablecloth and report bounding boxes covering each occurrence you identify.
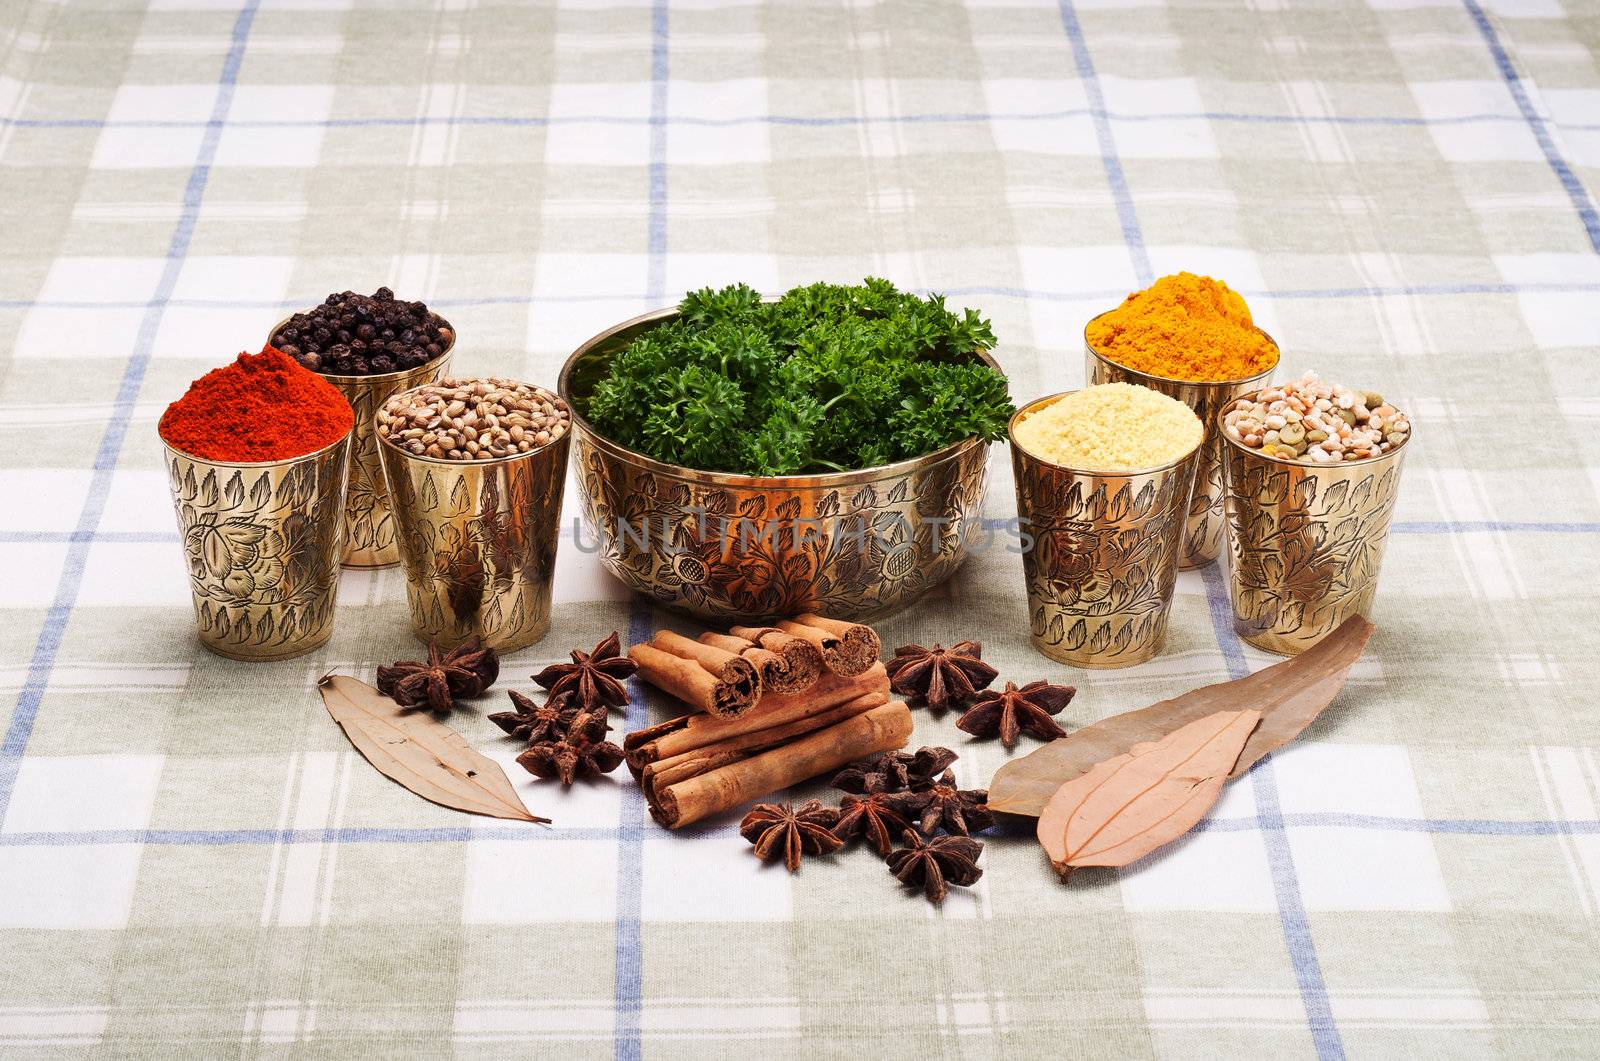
[4,110,1596,131]
[1,814,1595,848]
[0,1,261,822]
[1200,561,1345,1061]
[615,6,669,1056]
[1463,0,1600,254]
[2,281,1595,316]
[1056,0,1152,286]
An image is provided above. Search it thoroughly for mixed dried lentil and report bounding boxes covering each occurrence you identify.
[378,377,569,462]
[1223,372,1410,463]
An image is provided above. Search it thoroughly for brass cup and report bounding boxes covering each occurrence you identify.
[1009,393,1203,668]
[377,392,571,653]
[162,430,352,662]
[268,316,455,568]
[1218,393,1412,655]
[1085,314,1277,569]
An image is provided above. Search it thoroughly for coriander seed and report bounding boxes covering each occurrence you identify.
[377,377,570,462]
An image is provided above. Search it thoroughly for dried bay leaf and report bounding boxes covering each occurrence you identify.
[991,615,1372,817]
[319,674,549,823]
[1038,709,1260,878]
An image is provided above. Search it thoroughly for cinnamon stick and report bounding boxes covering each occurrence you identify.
[776,618,875,677]
[628,640,759,718]
[624,663,889,769]
[793,614,881,672]
[651,630,762,711]
[699,631,819,696]
[648,700,914,829]
[638,690,884,798]
[729,625,827,688]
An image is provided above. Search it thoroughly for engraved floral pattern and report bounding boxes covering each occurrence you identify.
[572,432,990,623]
[313,350,451,568]
[1224,453,1404,652]
[383,435,568,652]
[166,440,349,660]
[1012,450,1194,667]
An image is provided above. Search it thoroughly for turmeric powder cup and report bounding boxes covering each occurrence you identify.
[1217,393,1411,656]
[377,387,571,653]
[269,316,455,568]
[1009,392,1203,668]
[161,429,353,662]
[1085,317,1277,569]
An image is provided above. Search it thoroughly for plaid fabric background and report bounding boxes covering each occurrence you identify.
[2,0,1598,1056]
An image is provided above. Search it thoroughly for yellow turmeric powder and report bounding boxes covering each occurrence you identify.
[1086,272,1278,383]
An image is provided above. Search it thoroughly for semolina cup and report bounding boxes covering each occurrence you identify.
[269,316,455,569]
[1085,315,1277,569]
[378,395,571,653]
[1218,393,1412,656]
[162,429,352,662]
[1009,392,1204,668]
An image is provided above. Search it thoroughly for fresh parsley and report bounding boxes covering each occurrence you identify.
[584,279,1013,476]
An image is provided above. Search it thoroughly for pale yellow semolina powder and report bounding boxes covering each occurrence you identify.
[1012,382,1203,472]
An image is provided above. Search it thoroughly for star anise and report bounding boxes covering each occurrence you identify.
[832,746,958,795]
[890,769,993,836]
[488,689,579,743]
[515,709,624,785]
[885,641,998,712]
[376,638,500,712]
[887,830,984,904]
[957,679,1076,748]
[831,792,913,858]
[532,632,635,712]
[739,801,843,872]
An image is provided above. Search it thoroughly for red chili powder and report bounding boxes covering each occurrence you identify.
[159,345,354,462]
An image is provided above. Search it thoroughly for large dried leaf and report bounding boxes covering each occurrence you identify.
[319,674,548,823]
[1038,709,1260,878]
[991,616,1372,816]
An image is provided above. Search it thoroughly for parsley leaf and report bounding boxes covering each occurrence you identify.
[584,279,1012,475]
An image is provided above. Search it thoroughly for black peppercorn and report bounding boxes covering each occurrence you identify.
[276,287,451,377]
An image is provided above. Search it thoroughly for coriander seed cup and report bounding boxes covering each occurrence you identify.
[1009,393,1203,668]
[270,316,455,568]
[1218,395,1411,655]
[377,384,570,654]
[162,429,353,662]
[1085,315,1277,569]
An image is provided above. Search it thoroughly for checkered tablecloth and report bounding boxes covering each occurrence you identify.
[3,0,1599,1056]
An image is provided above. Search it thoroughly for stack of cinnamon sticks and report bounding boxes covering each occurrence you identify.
[625,616,913,829]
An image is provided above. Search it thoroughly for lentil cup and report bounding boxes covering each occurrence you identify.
[1085,316,1277,569]
[1009,391,1204,668]
[377,378,572,653]
[162,428,352,662]
[1218,389,1412,656]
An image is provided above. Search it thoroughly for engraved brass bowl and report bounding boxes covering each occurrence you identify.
[1009,392,1203,668]
[378,385,570,653]
[1085,313,1277,569]
[162,429,352,662]
[556,306,1000,624]
[269,314,455,568]
[1218,392,1412,656]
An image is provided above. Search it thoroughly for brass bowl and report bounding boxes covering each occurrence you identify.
[377,380,572,653]
[162,429,352,661]
[269,313,455,568]
[1084,313,1277,569]
[556,306,1000,623]
[1218,391,1412,655]
[1009,393,1203,668]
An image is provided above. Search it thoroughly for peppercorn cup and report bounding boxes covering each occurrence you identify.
[161,429,353,662]
[1009,393,1204,668]
[1217,394,1412,655]
[270,316,455,568]
[1085,315,1277,570]
[378,401,570,653]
